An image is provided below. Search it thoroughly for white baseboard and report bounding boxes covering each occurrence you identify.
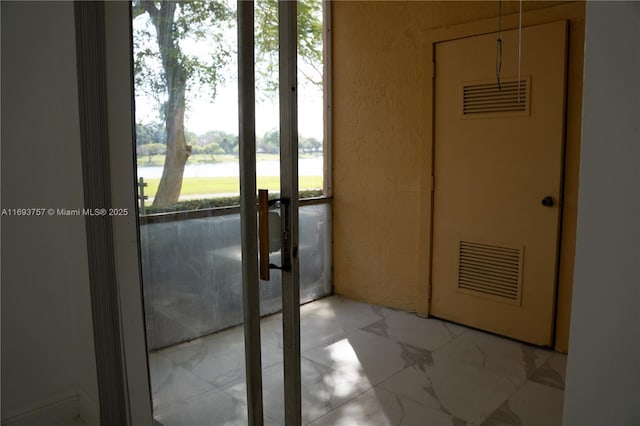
[77,389,99,426]
[1,388,99,426]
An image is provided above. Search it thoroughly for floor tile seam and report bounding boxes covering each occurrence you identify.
[440,319,472,339]
[406,395,487,426]
[519,349,561,388]
[299,356,379,423]
[300,331,350,355]
[431,342,546,389]
[191,359,280,396]
[300,350,391,387]
[426,352,528,389]
[362,311,466,343]
[260,340,287,365]
[529,345,555,366]
[159,342,218,360]
[324,324,390,346]
[261,358,284,371]
[155,325,245,356]
[151,343,194,357]
[301,354,369,381]
[154,385,284,426]
[261,338,284,352]
[160,348,231,371]
[150,366,210,398]
[154,301,407,355]
[430,351,524,391]
[335,319,381,335]
[454,389,515,426]
[212,377,243,398]
[524,376,566,392]
[430,329,468,355]
[350,312,395,330]
[301,383,375,426]
[377,306,399,317]
[264,414,284,426]
[218,383,283,426]
[357,331,438,379]
[195,367,253,390]
[299,296,339,315]
[160,321,413,370]
[216,382,243,403]
[357,322,453,354]
[352,326,403,354]
[527,356,566,385]
[476,379,526,425]
[375,353,521,422]
[457,330,559,362]
[215,378,266,413]
[373,362,442,409]
[303,327,433,388]
[373,379,464,423]
[357,321,394,342]
[153,385,222,413]
[172,361,230,389]
[164,345,283,388]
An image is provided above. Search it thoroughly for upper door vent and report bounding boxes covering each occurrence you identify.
[462,77,530,117]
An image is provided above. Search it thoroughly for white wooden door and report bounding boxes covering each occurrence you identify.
[431,21,568,345]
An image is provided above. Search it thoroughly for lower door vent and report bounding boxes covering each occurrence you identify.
[458,240,523,304]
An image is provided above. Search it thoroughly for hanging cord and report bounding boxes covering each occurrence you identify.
[517,0,523,104]
[496,0,502,89]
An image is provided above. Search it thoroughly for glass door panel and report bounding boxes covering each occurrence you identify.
[132,1,253,424]
[132,1,330,424]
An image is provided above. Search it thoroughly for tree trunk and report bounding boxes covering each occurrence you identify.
[143,1,191,207]
[152,93,190,207]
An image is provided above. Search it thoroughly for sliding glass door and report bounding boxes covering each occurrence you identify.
[130,1,329,424]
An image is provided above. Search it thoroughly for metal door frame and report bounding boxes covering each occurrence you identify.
[238,1,264,424]
[239,1,302,425]
[85,0,315,423]
[278,2,302,425]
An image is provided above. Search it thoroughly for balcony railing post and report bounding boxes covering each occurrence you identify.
[138,177,148,215]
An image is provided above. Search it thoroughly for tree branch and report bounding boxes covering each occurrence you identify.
[138,1,158,20]
[131,1,147,19]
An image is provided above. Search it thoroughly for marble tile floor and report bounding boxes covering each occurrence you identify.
[149,295,566,426]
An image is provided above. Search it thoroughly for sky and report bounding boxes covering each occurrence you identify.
[133,5,324,140]
[135,75,324,139]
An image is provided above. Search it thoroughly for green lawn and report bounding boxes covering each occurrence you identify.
[142,175,323,202]
[138,152,320,167]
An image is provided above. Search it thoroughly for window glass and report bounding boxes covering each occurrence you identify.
[133,0,325,215]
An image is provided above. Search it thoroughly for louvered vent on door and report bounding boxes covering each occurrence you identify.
[458,241,523,304]
[462,77,529,117]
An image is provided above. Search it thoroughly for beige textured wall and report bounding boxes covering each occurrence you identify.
[332,1,584,351]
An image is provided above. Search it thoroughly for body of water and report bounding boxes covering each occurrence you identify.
[138,157,323,179]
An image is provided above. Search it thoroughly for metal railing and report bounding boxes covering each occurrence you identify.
[139,197,332,350]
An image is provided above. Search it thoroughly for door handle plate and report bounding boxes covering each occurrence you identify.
[258,189,291,281]
[258,189,271,280]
